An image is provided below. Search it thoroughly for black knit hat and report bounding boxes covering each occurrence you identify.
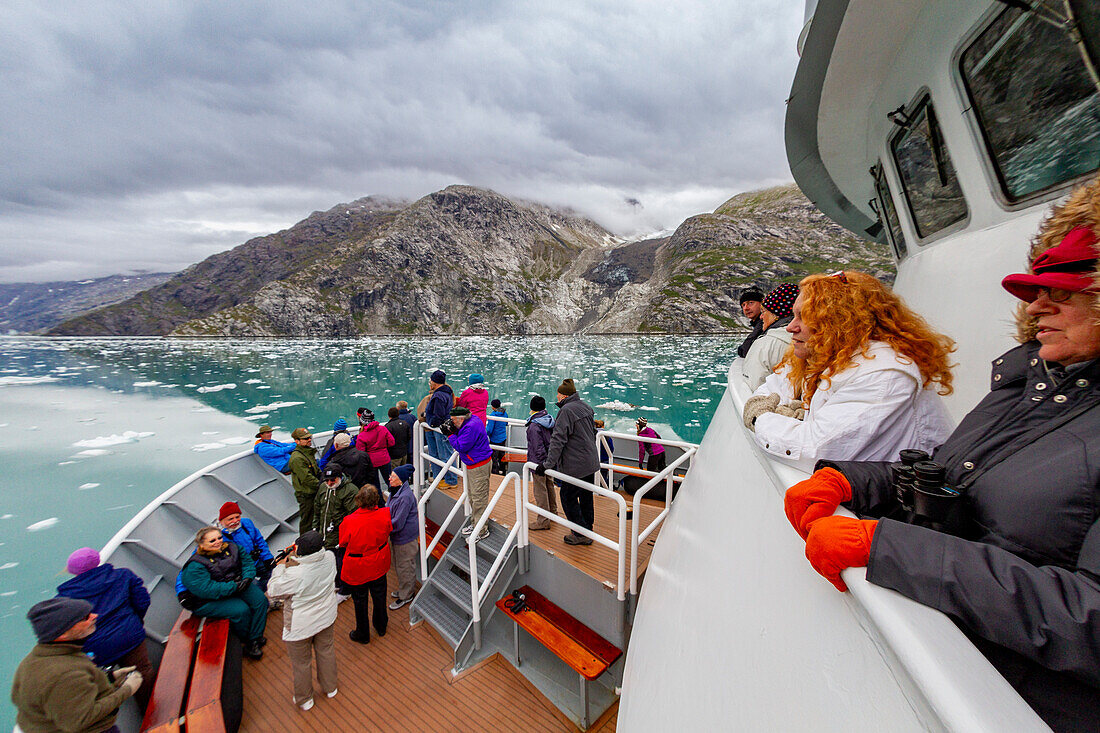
[530,395,546,411]
[739,288,764,305]
[296,530,323,556]
[27,597,93,643]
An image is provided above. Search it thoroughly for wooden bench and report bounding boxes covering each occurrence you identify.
[424,518,453,561]
[495,585,622,729]
[141,611,241,733]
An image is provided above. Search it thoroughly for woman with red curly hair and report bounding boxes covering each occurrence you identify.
[742,270,955,471]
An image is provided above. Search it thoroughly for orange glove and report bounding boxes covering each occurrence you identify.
[784,468,852,539]
[804,515,877,592]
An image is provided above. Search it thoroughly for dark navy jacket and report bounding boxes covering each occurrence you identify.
[56,564,150,666]
[827,343,1100,732]
[426,384,454,428]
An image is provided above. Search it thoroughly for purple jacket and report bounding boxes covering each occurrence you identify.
[448,414,492,466]
[637,426,666,464]
[388,481,419,545]
[525,410,555,463]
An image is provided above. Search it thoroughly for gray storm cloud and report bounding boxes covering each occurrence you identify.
[0,0,803,282]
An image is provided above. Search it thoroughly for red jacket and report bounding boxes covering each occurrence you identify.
[355,421,395,468]
[338,507,392,585]
[456,386,489,423]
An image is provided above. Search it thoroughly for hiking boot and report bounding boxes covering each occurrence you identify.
[349,630,369,644]
[563,532,593,546]
[244,641,264,659]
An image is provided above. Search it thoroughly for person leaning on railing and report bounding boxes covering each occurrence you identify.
[742,270,955,472]
[784,178,1100,733]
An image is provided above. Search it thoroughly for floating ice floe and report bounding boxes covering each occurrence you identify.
[245,401,304,414]
[244,379,264,384]
[132,381,163,387]
[0,562,17,570]
[76,449,111,457]
[595,400,636,411]
[78,483,100,490]
[0,376,60,386]
[27,518,59,532]
[0,590,16,597]
[0,514,11,519]
[192,436,251,452]
[197,383,237,393]
[243,414,269,421]
[73,431,154,448]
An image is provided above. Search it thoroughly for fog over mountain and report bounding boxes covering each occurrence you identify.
[0,1,804,283]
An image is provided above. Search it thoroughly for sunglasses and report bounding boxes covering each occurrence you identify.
[1033,286,1074,303]
[828,270,848,283]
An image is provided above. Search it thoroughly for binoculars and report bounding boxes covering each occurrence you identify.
[890,450,966,534]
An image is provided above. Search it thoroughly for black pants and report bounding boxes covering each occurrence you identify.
[558,473,595,532]
[491,449,506,475]
[332,546,352,595]
[645,452,667,474]
[349,574,388,640]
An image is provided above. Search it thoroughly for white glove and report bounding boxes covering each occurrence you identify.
[121,670,144,697]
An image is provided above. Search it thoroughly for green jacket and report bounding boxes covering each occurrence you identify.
[180,542,255,601]
[11,642,131,733]
[288,444,320,498]
[314,478,359,549]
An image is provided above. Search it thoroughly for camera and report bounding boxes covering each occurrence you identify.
[267,545,295,568]
[439,418,458,437]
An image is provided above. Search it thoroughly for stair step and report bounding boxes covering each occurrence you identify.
[468,521,509,556]
[448,543,495,581]
[412,590,469,647]
[430,567,475,612]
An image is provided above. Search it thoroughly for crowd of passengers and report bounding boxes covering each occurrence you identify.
[13,177,1100,732]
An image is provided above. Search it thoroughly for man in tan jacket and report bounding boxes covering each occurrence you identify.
[12,597,143,732]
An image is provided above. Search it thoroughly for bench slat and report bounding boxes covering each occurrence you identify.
[141,612,200,733]
[424,519,452,561]
[496,585,622,681]
[185,618,230,732]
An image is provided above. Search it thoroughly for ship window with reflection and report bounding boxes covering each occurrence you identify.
[871,163,907,260]
[889,97,969,239]
[961,4,1100,203]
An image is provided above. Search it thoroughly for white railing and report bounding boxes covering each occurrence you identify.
[522,461,630,601]
[414,421,471,578]
[597,428,695,491]
[628,447,696,595]
[468,472,524,627]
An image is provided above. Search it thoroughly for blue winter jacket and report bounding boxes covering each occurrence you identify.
[388,481,419,545]
[525,411,555,463]
[56,564,150,666]
[254,437,296,472]
[426,384,455,427]
[448,414,493,465]
[487,409,508,444]
[221,517,273,568]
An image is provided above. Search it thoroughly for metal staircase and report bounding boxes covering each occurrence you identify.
[410,517,519,670]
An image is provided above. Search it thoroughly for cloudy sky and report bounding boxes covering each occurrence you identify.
[1,0,804,283]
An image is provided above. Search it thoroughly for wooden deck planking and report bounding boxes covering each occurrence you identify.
[240,564,617,732]
[438,472,667,592]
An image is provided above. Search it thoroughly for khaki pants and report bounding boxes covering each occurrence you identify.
[285,623,338,705]
[393,538,419,601]
[529,473,558,529]
[467,460,491,525]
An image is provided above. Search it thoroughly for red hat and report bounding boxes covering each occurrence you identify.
[219,501,242,521]
[1002,227,1099,302]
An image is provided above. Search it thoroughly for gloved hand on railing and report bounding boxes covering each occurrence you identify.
[234,577,253,594]
[742,393,781,431]
[533,464,546,476]
[784,468,852,539]
[804,515,877,592]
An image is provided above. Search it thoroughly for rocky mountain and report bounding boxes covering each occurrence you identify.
[50,184,894,336]
[0,273,174,334]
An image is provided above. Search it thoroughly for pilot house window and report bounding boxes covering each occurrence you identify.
[889,96,969,239]
[960,3,1100,202]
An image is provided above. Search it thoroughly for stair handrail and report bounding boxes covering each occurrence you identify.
[467,472,524,626]
[522,461,630,601]
[417,449,467,579]
[628,447,697,595]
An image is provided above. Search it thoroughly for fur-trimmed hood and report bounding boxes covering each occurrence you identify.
[1015,176,1100,343]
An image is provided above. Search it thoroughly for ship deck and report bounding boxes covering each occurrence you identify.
[239,469,669,731]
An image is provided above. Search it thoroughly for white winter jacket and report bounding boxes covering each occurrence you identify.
[742,324,793,390]
[266,550,339,642]
[751,341,954,472]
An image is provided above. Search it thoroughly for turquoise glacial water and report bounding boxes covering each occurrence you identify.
[0,334,739,726]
